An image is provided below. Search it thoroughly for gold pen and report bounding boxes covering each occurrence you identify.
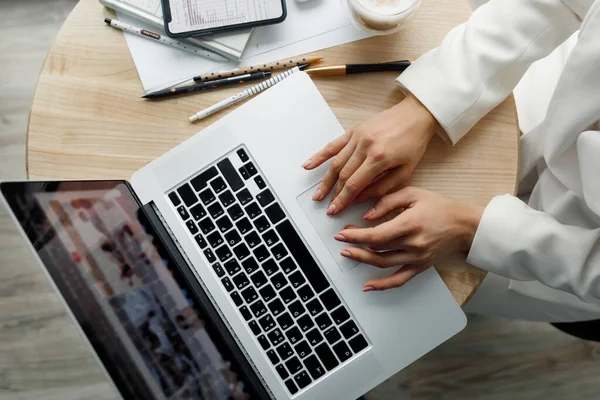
[305,60,412,76]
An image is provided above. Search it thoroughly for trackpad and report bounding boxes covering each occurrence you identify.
[297,183,381,273]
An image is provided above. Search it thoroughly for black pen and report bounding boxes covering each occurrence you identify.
[142,71,272,99]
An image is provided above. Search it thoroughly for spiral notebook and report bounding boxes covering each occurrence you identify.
[99,0,252,61]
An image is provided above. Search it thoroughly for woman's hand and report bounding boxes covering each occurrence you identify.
[302,94,439,215]
[334,187,484,291]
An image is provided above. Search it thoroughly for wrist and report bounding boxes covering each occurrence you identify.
[454,202,484,254]
[404,93,439,141]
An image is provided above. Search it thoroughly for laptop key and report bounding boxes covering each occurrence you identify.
[258,284,276,302]
[245,231,261,248]
[276,312,293,331]
[288,271,306,288]
[210,177,227,193]
[304,354,325,380]
[306,328,324,346]
[285,356,303,375]
[349,334,368,353]
[186,220,199,235]
[306,298,323,316]
[245,202,261,219]
[216,215,233,233]
[297,314,315,332]
[204,248,216,263]
[212,262,225,278]
[250,300,267,318]
[254,216,271,233]
[190,204,207,220]
[316,313,333,331]
[241,287,258,304]
[331,306,350,325]
[233,272,250,290]
[258,314,276,331]
[276,220,330,293]
[333,341,353,362]
[289,300,305,319]
[320,289,341,311]
[237,148,249,162]
[250,271,268,288]
[227,204,244,221]
[191,166,218,191]
[208,202,224,219]
[230,291,243,306]
[294,340,311,359]
[298,285,315,302]
[217,158,244,192]
[266,349,279,365]
[294,371,312,389]
[233,243,250,260]
[285,327,302,345]
[176,205,189,220]
[242,258,260,275]
[280,286,297,304]
[257,334,270,350]
[271,272,287,290]
[265,203,286,225]
[224,259,241,275]
[222,277,234,292]
[240,306,251,321]
[215,245,232,262]
[271,243,288,261]
[276,342,294,360]
[280,257,297,274]
[199,188,215,205]
[277,365,289,380]
[315,343,339,371]
[285,379,298,395]
[245,162,258,177]
[340,320,358,339]
[262,229,279,247]
[168,191,181,206]
[249,320,261,335]
[253,245,269,262]
[262,259,279,276]
[236,217,252,234]
[236,188,253,206]
[195,234,208,249]
[218,190,235,207]
[177,184,197,207]
[254,175,266,189]
[268,298,285,316]
[239,165,250,180]
[256,189,275,207]
[324,326,341,345]
[199,218,215,234]
[225,230,241,246]
[207,231,223,247]
[268,328,285,346]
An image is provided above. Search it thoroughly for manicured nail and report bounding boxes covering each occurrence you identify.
[326,203,337,215]
[340,250,351,257]
[363,285,375,292]
[302,159,312,169]
[312,189,322,201]
[334,234,346,241]
[362,208,376,219]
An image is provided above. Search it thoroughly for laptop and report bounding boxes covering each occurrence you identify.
[1,72,466,400]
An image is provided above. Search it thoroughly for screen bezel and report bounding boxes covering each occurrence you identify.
[0,180,271,400]
[162,0,287,38]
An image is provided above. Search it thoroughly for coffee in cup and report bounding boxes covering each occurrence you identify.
[344,0,421,34]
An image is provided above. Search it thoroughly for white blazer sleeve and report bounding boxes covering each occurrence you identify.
[467,194,600,303]
[396,0,580,145]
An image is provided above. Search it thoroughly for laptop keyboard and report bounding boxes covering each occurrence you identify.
[168,146,368,396]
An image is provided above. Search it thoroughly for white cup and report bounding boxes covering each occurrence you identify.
[343,0,421,35]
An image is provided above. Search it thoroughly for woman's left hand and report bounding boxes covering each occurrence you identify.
[334,187,484,292]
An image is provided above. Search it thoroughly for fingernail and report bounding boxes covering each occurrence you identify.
[340,250,351,257]
[301,159,312,169]
[362,208,376,219]
[326,203,337,215]
[363,285,375,292]
[334,234,346,241]
[312,189,322,201]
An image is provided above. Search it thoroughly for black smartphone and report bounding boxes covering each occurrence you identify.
[162,0,287,38]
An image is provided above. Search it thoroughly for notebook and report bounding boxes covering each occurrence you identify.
[99,0,252,61]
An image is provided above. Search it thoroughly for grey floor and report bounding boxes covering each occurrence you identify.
[1,1,600,399]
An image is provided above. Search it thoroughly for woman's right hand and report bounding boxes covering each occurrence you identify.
[302,93,440,215]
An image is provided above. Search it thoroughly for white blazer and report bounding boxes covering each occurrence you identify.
[396,0,600,317]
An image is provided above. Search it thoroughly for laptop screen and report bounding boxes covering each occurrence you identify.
[1,181,255,400]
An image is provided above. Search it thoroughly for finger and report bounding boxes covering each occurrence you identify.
[336,215,413,245]
[329,160,385,216]
[330,153,366,202]
[363,263,431,291]
[340,247,423,268]
[355,167,409,203]
[302,132,352,170]
[313,142,356,201]
[361,186,418,221]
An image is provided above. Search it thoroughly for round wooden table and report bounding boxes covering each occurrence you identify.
[27,0,518,307]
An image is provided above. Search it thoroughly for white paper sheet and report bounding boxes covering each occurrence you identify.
[119,0,370,93]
